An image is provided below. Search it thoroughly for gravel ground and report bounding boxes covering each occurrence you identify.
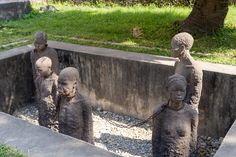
[13,105,223,157]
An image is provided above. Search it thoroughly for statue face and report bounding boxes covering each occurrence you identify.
[36,64,51,77]
[171,40,184,58]
[169,83,186,102]
[58,78,76,98]
[34,41,46,52]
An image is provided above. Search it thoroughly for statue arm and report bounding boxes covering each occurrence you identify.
[35,76,40,101]
[54,95,61,121]
[82,101,94,144]
[50,49,59,74]
[152,116,161,156]
[52,79,58,105]
[54,77,60,121]
[189,68,203,107]
[174,60,180,73]
[30,51,37,81]
[190,111,198,156]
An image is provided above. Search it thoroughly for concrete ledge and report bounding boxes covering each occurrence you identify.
[0,45,33,60]
[0,0,31,20]
[0,112,119,157]
[47,41,177,67]
[47,41,236,75]
[214,120,236,157]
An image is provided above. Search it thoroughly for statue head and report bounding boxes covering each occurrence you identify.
[171,32,194,58]
[58,67,80,98]
[35,56,52,78]
[167,74,187,103]
[34,31,48,52]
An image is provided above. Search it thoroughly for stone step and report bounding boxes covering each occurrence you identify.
[0,112,120,157]
[214,120,236,157]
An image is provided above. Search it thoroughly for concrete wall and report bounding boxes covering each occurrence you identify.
[51,41,236,138]
[57,48,174,120]
[0,41,236,138]
[199,71,236,138]
[30,0,44,3]
[0,46,34,114]
[0,0,31,20]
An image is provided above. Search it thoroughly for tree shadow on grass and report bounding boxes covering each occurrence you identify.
[46,8,236,54]
[2,7,187,50]
[3,6,236,59]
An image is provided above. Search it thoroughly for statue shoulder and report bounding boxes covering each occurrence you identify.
[193,61,203,73]
[30,49,34,55]
[192,64,203,82]
[30,49,36,59]
[48,73,58,85]
[153,103,167,115]
[51,73,59,80]
[35,75,42,82]
[35,76,43,88]
[74,94,90,104]
[47,47,57,54]
[184,103,198,116]
[174,60,181,67]
[43,47,57,57]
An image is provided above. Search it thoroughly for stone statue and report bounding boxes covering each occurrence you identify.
[31,31,59,82]
[35,57,58,129]
[152,74,198,157]
[171,32,203,109]
[57,67,94,144]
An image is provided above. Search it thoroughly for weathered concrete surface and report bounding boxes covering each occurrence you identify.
[0,112,120,157]
[0,0,31,20]
[30,0,43,3]
[214,120,236,157]
[52,41,177,120]
[0,41,236,138]
[0,45,34,113]
[48,41,236,138]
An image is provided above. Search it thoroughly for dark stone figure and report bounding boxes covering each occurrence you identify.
[57,67,94,144]
[35,57,58,129]
[31,31,59,82]
[152,74,198,157]
[171,32,203,109]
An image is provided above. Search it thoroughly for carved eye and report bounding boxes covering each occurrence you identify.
[177,130,186,137]
[165,129,171,135]
[58,80,67,86]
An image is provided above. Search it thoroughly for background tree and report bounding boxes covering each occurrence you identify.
[180,0,230,34]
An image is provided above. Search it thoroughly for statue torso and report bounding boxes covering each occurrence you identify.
[58,95,85,136]
[152,104,197,157]
[36,73,58,104]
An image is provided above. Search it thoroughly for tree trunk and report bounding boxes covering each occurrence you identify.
[180,0,229,34]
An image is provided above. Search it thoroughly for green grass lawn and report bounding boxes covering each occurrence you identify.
[0,145,25,157]
[0,3,236,65]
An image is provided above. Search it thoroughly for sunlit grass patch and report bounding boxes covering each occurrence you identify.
[0,3,235,65]
[0,144,25,157]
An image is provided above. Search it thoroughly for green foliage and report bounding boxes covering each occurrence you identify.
[0,145,26,157]
[0,4,235,65]
[51,0,194,6]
